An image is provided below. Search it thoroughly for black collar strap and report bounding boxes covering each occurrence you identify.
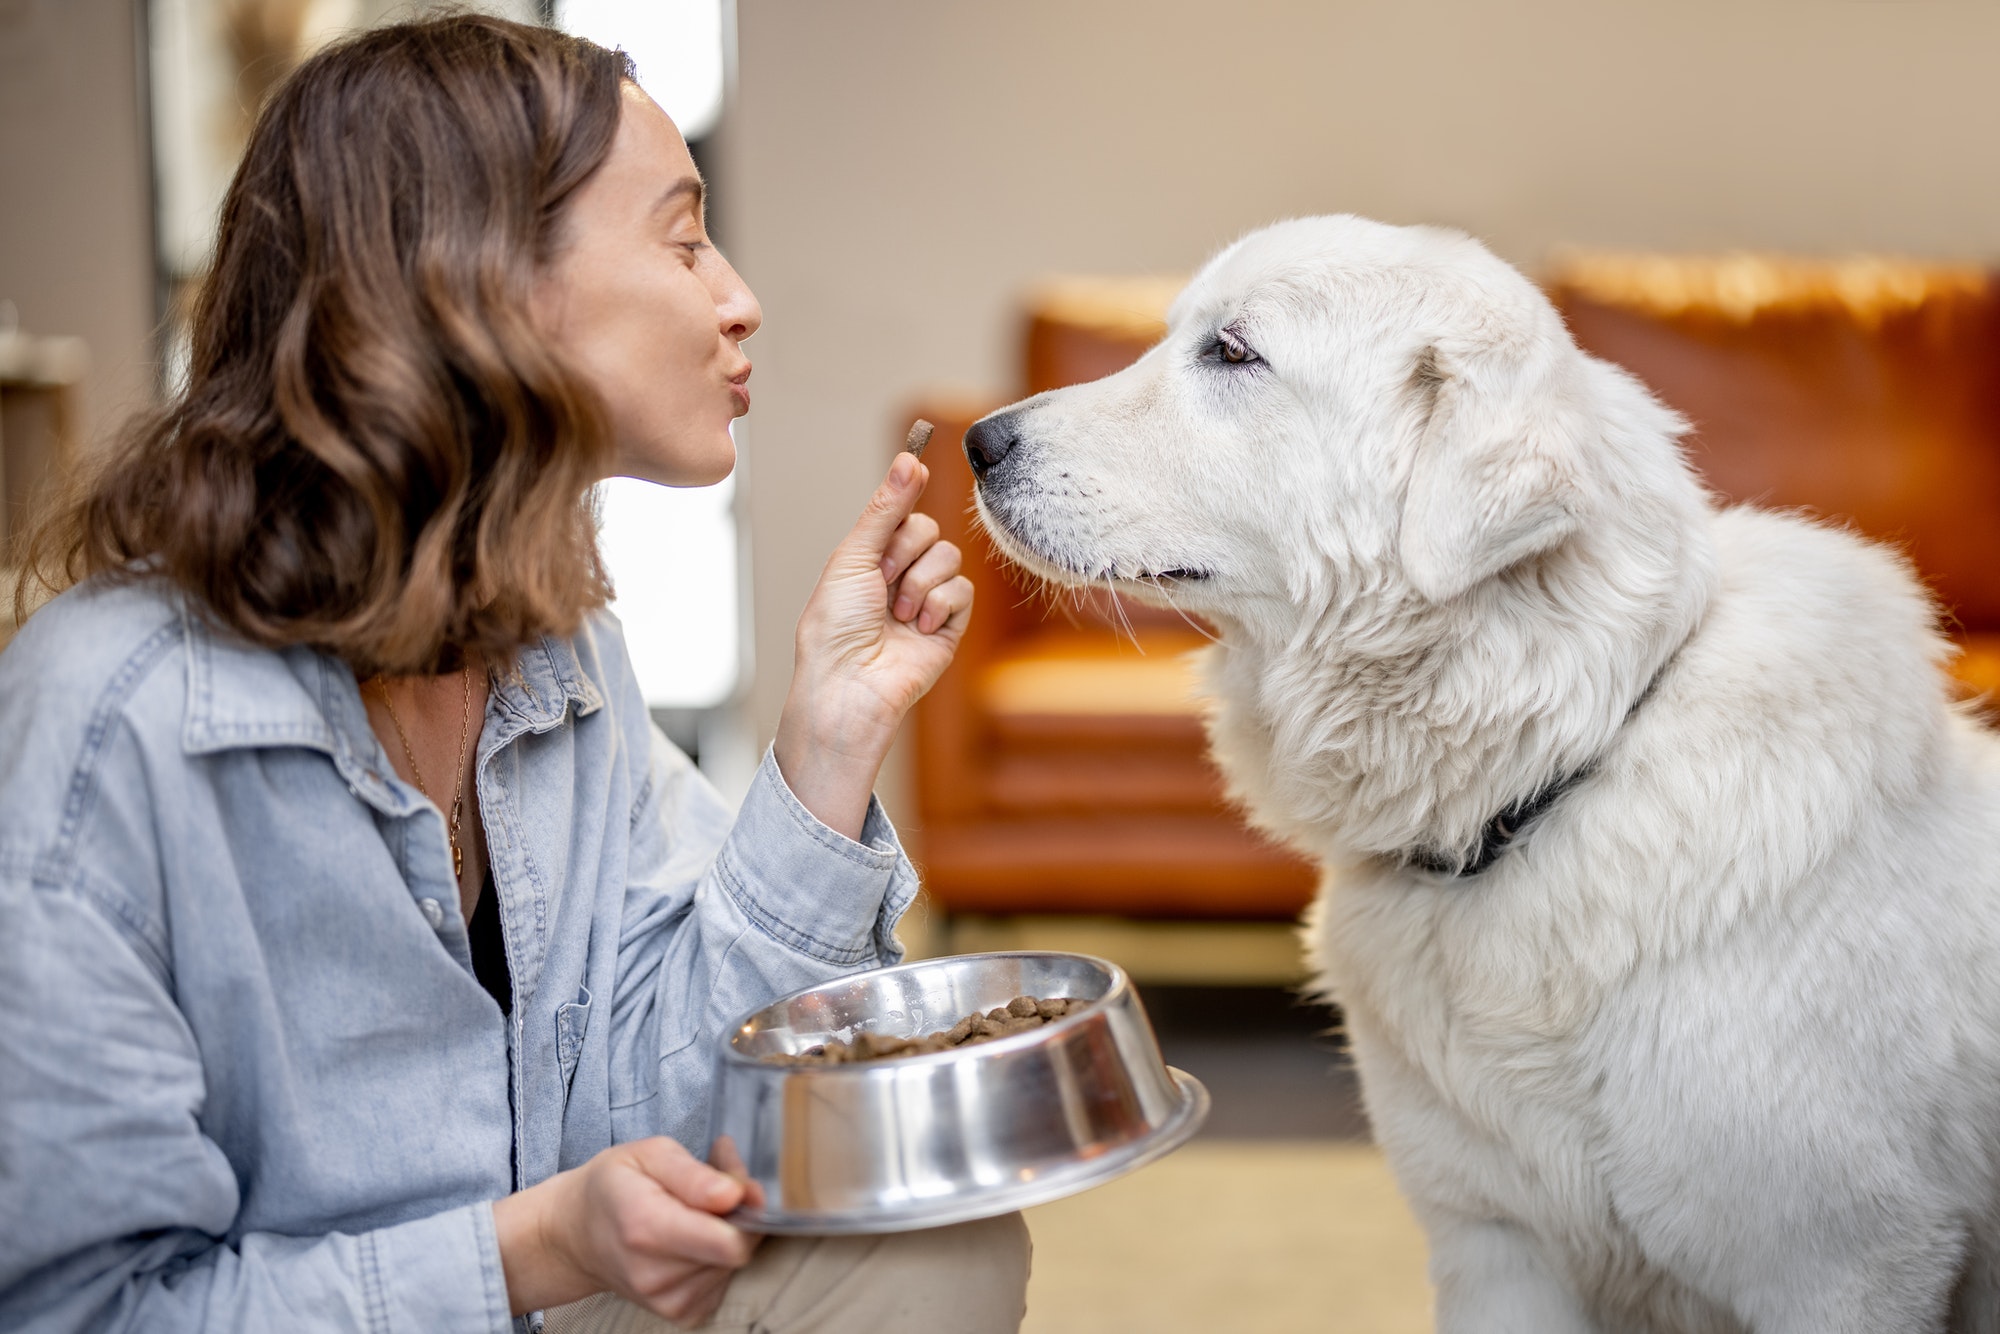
[1400,645,1683,880]
[1404,766,1596,877]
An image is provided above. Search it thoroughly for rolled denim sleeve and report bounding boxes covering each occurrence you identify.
[714,746,914,967]
[0,871,513,1334]
[607,735,920,1150]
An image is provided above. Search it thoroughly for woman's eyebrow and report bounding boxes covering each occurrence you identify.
[651,176,705,222]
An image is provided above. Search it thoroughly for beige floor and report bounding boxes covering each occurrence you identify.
[1021,1141,1433,1334]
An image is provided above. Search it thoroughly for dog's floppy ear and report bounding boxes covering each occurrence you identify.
[1398,341,1585,603]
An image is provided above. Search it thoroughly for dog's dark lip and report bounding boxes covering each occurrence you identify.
[971,497,1212,587]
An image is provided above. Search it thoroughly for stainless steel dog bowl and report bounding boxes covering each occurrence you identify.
[708,951,1208,1234]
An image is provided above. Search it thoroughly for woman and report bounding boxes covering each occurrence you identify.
[0,15,1027,1333]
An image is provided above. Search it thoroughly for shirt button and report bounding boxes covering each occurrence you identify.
[419,898,445,929]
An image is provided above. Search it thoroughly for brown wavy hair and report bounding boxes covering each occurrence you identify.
[20,14,635,675]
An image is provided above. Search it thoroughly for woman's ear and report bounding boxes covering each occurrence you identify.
[1397,340,1585,603]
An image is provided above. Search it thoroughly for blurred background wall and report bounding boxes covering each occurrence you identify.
[718,0,2000,812]
[0,0,155,450]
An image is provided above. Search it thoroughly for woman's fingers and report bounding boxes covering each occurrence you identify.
[612,1139,756,1268]
[878,510,941,586]
[917,574,975,637]
[620,1194,756,1271]
[627,1136,744,1216]
[770,452,976,842]
[505,1140,760,1320]
[890,540,963,624]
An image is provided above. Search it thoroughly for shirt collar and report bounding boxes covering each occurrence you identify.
[487,633,606,736]
[181,605,605,806]
[180,604,343,757]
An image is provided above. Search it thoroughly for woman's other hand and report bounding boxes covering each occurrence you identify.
[775,453,974,839]
[493,1136,760,1321]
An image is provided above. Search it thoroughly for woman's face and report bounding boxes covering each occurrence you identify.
[534,83,761,487]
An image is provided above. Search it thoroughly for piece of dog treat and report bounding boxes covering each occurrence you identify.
[903,418,935,459]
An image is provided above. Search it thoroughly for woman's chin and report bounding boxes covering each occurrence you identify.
[610,434,736,488]
[691,437,737,486]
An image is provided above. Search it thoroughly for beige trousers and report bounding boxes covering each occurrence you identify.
[540,1212,1032,1334]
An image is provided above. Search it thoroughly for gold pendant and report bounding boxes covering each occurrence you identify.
[453,841,464,880]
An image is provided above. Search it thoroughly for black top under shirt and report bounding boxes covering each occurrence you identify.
[468,871,512,1015]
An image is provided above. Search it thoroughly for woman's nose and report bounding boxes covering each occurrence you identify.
[715,255,762,341]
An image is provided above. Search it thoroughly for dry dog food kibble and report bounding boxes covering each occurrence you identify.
[903,419,934,459]
[768,995,1088,1066]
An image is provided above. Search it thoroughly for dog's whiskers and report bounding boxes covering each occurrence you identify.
[1100,571,1143,650]
[1141,574,1224,645]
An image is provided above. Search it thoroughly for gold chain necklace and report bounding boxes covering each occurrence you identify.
[370,656,481,881]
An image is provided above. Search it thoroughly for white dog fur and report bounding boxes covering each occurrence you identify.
[967,215,2000,1332]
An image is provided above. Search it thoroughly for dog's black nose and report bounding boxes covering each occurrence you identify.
[963,415,1020,479]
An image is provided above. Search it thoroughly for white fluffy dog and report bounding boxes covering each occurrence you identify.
[965,215,2000,1333]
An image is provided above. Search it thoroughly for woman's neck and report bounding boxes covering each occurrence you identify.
[360,661,493,919]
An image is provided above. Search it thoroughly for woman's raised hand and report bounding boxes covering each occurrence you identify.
[492,1136,760,1322]
[775,453,974,839]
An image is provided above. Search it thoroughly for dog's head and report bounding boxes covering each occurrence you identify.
[969,215,1693,635]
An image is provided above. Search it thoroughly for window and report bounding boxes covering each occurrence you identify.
[556,0,727,140]
[595,470,745,712]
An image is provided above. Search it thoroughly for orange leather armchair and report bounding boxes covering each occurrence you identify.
[1548,254,2000,694]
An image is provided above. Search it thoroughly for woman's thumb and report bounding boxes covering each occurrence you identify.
[629,1137,744,1214]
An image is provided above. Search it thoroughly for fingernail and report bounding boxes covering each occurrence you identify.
[890,455,916,488]
[894,597,914,619]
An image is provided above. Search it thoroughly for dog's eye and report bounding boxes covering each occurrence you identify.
[1209,329,1260,366]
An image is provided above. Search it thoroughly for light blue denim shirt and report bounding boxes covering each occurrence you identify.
[0,578,919,1332]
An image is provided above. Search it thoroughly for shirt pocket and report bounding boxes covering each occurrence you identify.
[556,985,593,1095]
